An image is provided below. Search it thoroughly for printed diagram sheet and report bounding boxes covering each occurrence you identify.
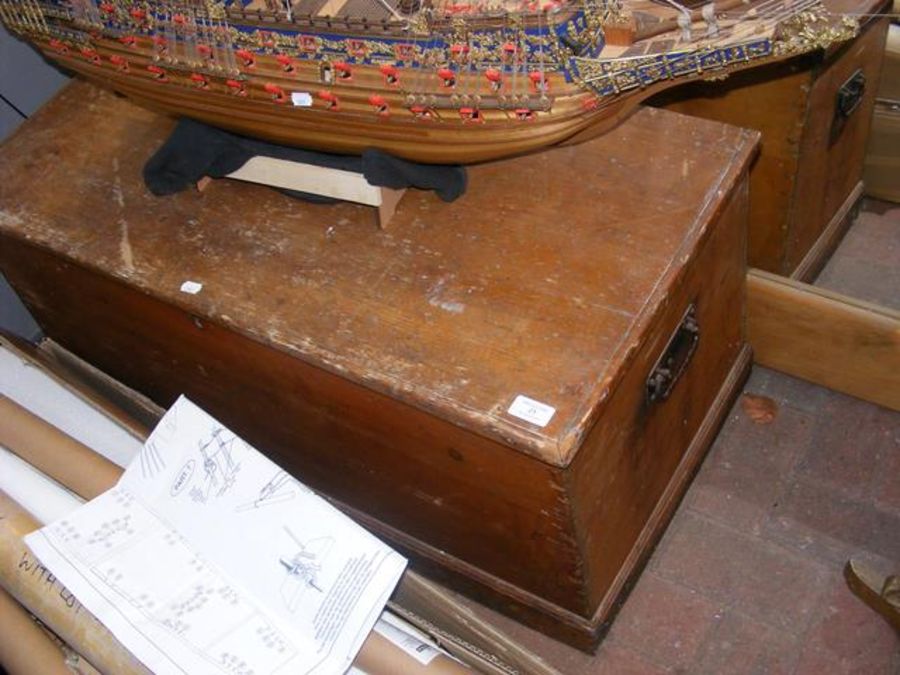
[26,396,407,675]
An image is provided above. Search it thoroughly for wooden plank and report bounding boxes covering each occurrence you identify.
[747,269,900,411]
[223,156,407,228]
[0,335,161,437]
[316,0,349,16]
[229,156,384,205]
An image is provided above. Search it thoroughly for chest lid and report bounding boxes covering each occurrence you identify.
[0,82,757,467]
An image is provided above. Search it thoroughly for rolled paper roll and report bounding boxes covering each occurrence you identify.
[0,446,82,524]
[0,395,121,500]
[0,491,152,674]
[0,586,72,675]
[355,623,473,674]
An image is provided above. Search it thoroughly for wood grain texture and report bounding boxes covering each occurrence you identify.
[0,80,758,467]
[652,56,812,271]
[652,0,890,275]
[31,48,600,165]
[782,16,890,272]
[747,269,900,411]
[0,84,755,647]
[25,13,818,167]
[864,103,900,203]
[790,180,863,282]
[571,175,749,620]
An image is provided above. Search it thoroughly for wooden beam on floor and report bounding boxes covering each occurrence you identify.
[747,269,900,411]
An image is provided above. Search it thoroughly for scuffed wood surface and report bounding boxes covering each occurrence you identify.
[0,81,756,466]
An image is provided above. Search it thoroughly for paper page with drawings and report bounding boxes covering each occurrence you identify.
[25,395,407,675]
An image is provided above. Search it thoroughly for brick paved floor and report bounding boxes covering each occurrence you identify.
[454,201,900,674]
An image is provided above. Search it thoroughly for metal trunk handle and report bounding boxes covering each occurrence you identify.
[646,304,700,404]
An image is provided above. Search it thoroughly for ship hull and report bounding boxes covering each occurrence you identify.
[42,48,613,164]
[7,0,857,164]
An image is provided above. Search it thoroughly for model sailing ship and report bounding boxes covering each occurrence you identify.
[1,0,856,162]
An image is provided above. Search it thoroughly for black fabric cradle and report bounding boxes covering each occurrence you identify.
[143,119,467,203]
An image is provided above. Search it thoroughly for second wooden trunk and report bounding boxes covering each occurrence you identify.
[653,2,891,279]
[0,83,756,649]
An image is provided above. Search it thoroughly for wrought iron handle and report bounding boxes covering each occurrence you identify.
[646,304,700,404]
[836,69,866,119]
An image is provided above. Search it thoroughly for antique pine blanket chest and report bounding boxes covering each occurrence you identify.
[0,82,757,649]
[653,0,891,280]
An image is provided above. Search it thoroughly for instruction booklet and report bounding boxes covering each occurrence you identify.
[26,395,407,674]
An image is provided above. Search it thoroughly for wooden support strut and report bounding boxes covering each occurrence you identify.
[197,156,407,230]
[746,269,900,412]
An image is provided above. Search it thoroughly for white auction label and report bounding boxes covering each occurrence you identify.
[507,394,556,427]
[291,92,313,107]
[179,280,203,294]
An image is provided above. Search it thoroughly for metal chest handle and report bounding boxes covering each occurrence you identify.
[836,69,867,119]
[646,304,700,404]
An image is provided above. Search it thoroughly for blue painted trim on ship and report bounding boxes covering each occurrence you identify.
[568,38,773,97]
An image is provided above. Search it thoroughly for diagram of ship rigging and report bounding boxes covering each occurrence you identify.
[279,525,334,613]
[189,426,241,504]
[235,469,304,512]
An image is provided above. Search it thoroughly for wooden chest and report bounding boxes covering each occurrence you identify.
[0,82,756,649]
[652,0,891,280]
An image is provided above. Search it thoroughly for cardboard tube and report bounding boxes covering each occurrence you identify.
[0,395,121,500]
[0,491,152,674]
[355,629,473,675]
[0,586,71,675]
[1,398,471,674]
